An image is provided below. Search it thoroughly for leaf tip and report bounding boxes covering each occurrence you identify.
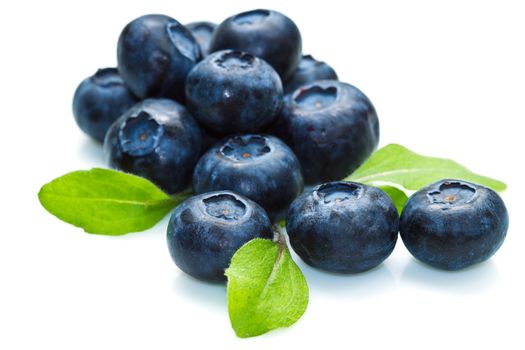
[37,183,51,209]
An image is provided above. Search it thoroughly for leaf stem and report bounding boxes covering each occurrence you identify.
[272,224,287,250]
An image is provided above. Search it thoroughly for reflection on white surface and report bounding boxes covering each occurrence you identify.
[78,137,105,166]
[297,260,396,298]
[401,258,499,294]
[173,273,227,311]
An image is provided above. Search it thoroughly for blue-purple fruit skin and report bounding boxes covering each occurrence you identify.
[167,190,273,282]
[72,68,138,143]
[193,134,303,221]
[117,14,201,102]
[400,179,509,270]
[286,181,399,273]
[103,98,203,194]
[209,9,302,81]
[284,55,338,94]
[185,21,217,56]
[269,80,379,185]
[185,49,283,135]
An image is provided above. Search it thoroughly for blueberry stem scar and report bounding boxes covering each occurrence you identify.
[294,85,337,110]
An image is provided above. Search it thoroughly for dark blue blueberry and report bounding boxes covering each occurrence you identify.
[103,99,203,194]
[185,21,217,56]
[287,181,399,273]
[185,50,283,135]
[167,191,273,282]
[193,135,303,221]
[117,14,201,102]
[269,80,379,184]
[284,55,338,94]
[199,128,221,154]
[400,179,509,270]
[209,9,302,81]
[72,68,138,143]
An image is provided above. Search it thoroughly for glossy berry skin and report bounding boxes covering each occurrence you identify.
[117,14,201,102]
[209,9,302,81]
[193,135,303,221]
[269,80,379,185]
[104,99,203,194]
[167,191,273,282]
[284,55,338,94]
[287,181,399,273]
[185,50,283,135]
[400,179,509,270]
[185,21,217,56]
[72,68,138,143]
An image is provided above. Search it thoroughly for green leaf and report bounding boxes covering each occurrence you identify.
[378,185,409,214]
[225,232,308,338]
[38,168,187,235]
[348,143,506,192]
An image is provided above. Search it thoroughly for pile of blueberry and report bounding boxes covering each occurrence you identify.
[73,9,508,283]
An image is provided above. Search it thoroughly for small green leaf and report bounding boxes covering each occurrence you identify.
[378,185,409,214]
[348,143,506,192]
[38,168,187,235]
[225,232,308,338]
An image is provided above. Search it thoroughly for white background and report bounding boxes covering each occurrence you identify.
[1,1,524,349]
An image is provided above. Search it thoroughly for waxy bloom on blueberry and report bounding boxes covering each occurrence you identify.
[167,191,273,282]
[287,181,399,273]
[210,9,302,81]
[193,134,303,221]
[104,99,203,194]
[185,21,217,56]
[400,179,509,270]
[270,80,379,184]
[117,14,201,102]
[72,68,138,143]
[185,49,283,135]
[284,55,338,94]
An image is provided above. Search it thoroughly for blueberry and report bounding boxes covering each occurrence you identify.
[284,55,338,94]
[103,99,203,194]
[287,181,399,273]
[185,50,283,135]
[400,179,509,270]
[209,9,302,81]
[199,128,221,154]
[72,68,138,143]
[193,135,303,221]
[269,80,379,184]
[117,14,201,102]
[167,191,273,282]
[185,21,217,56]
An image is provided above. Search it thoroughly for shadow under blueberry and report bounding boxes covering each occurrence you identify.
[401,258,499,294]
[296,258,396,299]
[173,273,227,311]
[78,137,105,166]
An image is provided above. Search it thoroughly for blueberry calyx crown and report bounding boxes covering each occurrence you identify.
[294,85,338,110]
[91,68,123,87]
[119,111,164,156]
[167,22,200,61]
[232,9,270,25]
[220,135,271,161]
[203,193,247,221]
[189,23,214,45]
[315,182,362,204]
[427,180,477,207]
[296,55,316,71]
[215,50,255,70]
